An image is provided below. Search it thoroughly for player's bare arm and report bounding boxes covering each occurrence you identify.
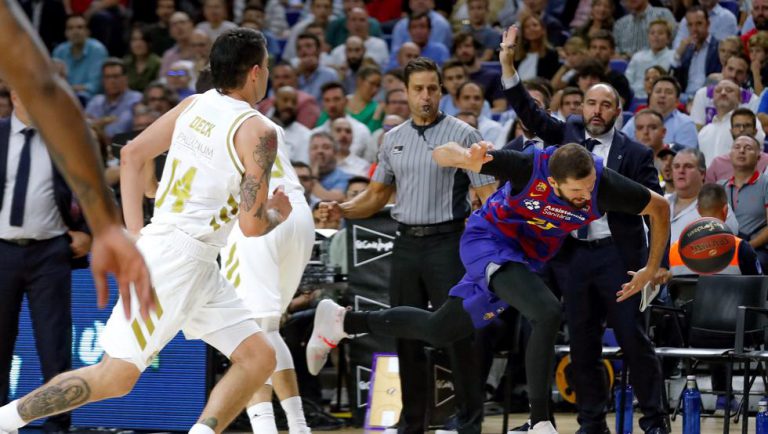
[617,190,670,302]
[316,181,394,224]
[121,96,196,234]
[235,117,291,236]
[0,0,154,319]
[433,141,494,172]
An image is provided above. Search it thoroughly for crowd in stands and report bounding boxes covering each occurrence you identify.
[5,0,768,420]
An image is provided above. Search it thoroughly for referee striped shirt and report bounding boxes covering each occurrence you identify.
[372,113,496,225]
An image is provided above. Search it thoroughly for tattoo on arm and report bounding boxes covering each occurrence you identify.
[18,376,91,421]
[240,128,277,213]
[200,417,219,430]
[240,174,261,212]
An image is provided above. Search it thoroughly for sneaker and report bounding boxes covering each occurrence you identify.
[508,420,531,433]
[435,430,458,434]
[382,430,398,434]
[528,421,558,434]
[306,299,348,376]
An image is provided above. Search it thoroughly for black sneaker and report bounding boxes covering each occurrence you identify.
[508,420,531,433]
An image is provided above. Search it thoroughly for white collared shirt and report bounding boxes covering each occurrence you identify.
[0,114,67,240]
[574,128,615,240]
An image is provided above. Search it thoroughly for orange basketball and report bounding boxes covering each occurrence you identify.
[678,217,736,275]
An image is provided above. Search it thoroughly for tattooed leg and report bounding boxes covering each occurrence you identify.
[13,356,140,423]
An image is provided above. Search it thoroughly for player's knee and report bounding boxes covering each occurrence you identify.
[231,333,277,376]
[534,302,562,329]
[96,357,140,398]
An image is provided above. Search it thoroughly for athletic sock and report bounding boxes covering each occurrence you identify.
[188,423,215,434]
[246,402,278,434]
[529,399,549,426]
[281,396,310,434]
[0,400,25,431]
[343,311,370,334]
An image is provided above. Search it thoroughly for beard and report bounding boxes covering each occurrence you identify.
[348,57,363,72]
[757,16,768,30]
[584,114,617,136]
[278,110,296,126]
[555,186,590,209]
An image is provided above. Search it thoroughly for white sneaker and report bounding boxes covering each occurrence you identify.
[528,421,558,434]
[306,299,348,375]
[435,430,458,434]
[382,429,398,434]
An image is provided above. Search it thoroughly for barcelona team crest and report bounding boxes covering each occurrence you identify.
[535,181,547,193]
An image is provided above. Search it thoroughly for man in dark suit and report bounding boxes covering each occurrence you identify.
[672,5,721,101]
[502,80,551,153]
[0,91,91,433]
[499,26,669,434]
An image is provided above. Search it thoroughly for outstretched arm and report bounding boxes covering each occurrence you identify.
[432,141,494,172]
[499,26,565,145]
[0,1,154,319]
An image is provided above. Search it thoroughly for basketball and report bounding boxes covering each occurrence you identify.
[679,217,736,274]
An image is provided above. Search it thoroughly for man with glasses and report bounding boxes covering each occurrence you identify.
[165,60,194,99]
[85,58,142,141]
[160,11,195,77]
[143,81,178,115]
[707,108,768,182]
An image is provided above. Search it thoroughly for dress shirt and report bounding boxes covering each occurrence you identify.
[320,167,352,192]
[51,38,108,98]
[478,116,503,147]
[85,90,143,139]
[625,48,675,98]
[390,10,453,53]
[439,95,492,118]
[667,193,739,242]
[698,110,767,166]
[672,4,738,51]
[680,35,715,98]
[160,45,195,77]
[312,115,373,160]
[0,115,66,240]
[283,121,312,165]
[622,109,699,149]
[298,65,339,101]
[576,128,615,240]
[613,4,677,55]
[337,154,370,177]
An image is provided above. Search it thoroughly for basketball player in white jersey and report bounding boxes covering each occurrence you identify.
[0,1,154,321]
[220,109,315,434]
[0,28,290,434]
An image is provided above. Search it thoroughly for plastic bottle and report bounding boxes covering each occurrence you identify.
[615,382,633,434]
[757,400,768,434]
[682,375,701,434]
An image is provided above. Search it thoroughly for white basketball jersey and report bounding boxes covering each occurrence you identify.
[147,89,257,247]
[252,111,304,202]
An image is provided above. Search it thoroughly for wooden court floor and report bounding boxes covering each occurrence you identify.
[272,412,737,433]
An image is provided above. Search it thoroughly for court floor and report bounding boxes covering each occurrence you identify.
[275,412,737,433]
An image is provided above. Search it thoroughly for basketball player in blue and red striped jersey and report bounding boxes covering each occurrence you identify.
[307,142,670,434]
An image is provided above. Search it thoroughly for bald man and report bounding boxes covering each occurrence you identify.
[499,26,669,434]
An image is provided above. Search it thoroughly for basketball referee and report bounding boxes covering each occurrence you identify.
[318,57,497,434]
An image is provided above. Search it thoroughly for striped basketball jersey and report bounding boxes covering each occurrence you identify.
[251,110,304,201]
[476,147,604,272]
[148,89,257,247]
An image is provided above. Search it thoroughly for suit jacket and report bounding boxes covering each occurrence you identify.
[673,38,721,93]
[504,79,666,271]
[0,117,89,269]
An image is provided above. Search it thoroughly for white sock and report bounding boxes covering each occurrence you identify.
[281,396,311,434]
[0,400,25,431]
[246,402,278,434]
[188,423,215,434]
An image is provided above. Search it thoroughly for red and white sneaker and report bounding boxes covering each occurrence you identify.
[306,299,348,375]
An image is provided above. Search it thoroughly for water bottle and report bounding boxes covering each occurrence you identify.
[615,382,633,434]
[682,375,701,434]
[757,400,768,434]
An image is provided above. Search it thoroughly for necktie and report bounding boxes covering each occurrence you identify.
[582,138,601,152]
[10,128,36,227]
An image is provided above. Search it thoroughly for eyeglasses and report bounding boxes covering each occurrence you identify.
[732,123,754,130]
[167,70,188,77]
[298,175,315,182]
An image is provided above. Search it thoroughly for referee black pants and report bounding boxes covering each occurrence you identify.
[387,230,482,433]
